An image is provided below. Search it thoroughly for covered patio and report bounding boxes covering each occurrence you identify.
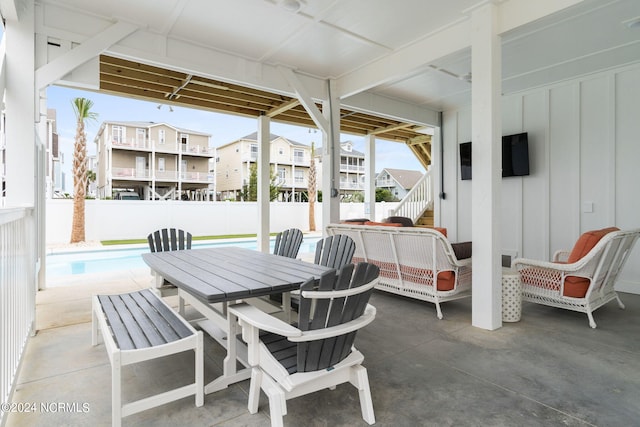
[7,268,640,425]
[2,0,640,425]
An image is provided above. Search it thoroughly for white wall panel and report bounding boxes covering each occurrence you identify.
[521,90,549,259]
[614,67,640,292]
[580,77,613,230]
[441,63,640,293]
[456,108,473,242]
[548,83,580,254]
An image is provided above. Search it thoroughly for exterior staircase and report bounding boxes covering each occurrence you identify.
[389,168,434,225]
[414,209,434,227]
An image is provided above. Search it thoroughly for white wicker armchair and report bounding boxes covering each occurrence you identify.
[512,227,640,328]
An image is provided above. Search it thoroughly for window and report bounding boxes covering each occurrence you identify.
[250,144,258,159]
[294,149,304,163]
[279,148,284,155]
[158,157,165,172]
[180,133,189,147]
[295,170,304,183]
[112,125,124,144]
[159,129,165,145]
[278,167,286,181]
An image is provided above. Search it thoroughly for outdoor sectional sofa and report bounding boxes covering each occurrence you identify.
[326,223,472,319]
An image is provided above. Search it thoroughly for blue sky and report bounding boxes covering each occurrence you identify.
[47,85,425,190]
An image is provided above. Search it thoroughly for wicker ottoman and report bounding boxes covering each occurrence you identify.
[502,268,522,322]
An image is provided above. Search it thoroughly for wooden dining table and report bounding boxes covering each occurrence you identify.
[142,246,332,394]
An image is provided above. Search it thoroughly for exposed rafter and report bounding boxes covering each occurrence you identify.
[98,55,431,160]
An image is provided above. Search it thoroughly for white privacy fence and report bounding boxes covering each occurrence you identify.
[45,200,399,243]
[0,208,36,425]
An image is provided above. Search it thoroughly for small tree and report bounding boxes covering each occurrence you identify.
[375,188,395,202]
[308,142,317,231]
[86,170,96,196]
[70,98,98,243]
[246,163,280,202]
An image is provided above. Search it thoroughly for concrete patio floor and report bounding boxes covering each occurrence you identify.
[6,267,640,426]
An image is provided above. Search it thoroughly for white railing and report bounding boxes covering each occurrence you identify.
[180,172,215,183]
[0,207,36,423]
[155,170,179,181]
[112,167,150,179]
[340,164,364,173]
[390,169,433,222]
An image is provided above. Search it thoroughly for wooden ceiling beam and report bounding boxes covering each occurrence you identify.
[266,98,300,117]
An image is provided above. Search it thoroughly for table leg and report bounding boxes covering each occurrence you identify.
[178,290,252,394]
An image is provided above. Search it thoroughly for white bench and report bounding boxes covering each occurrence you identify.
[92,289,204,426]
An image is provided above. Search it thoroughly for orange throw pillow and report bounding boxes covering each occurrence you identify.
[427,227,447,238]
[567,227,619,263]
[364,221,403,227]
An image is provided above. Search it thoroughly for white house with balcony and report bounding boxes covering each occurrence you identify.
[215,132,312,201]
[316,141,366,199]
[376,168,424,201]
[94,121,214,200]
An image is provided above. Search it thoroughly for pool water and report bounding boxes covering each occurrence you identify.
[47,237,320,277]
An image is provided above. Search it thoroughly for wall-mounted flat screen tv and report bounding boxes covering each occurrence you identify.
[459,132,530,180]
[460,141,472,180]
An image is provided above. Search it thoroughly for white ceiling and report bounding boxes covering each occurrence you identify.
[33,0,640,117]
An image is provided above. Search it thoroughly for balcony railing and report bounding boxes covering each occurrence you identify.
[180,172,215,183]
[339,181,364,190]
[111,138,151,150]
[376,178,395,187]
[340,164,364,173]
[155,170,179,181]
[112,168,212,183]
[110,139,214,156]
[0,207,36,423]
[112,167,150,179]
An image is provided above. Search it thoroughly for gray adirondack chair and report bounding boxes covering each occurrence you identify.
[314,234,356,269]
[273,228,303,258]
[229,262,380,427]
[147,228,192,313]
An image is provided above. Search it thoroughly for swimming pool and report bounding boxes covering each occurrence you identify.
[47,237,320,277]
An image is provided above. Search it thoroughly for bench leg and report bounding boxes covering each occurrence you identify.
[112,351,122,427]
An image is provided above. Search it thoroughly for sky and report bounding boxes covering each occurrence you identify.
[46,85,426,191]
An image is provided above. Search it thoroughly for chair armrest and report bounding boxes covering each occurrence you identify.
[229,303,301,338]
[553,250,570,263]
[288,304,376,342]
[512,257,582,273]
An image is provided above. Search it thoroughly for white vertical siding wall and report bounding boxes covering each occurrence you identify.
[441,63,640,293]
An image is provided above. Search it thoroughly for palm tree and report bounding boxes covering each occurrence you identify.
[308,142,317,231]
[70,98,98,243]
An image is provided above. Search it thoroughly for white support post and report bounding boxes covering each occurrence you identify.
[322,80,341,231]
[470,1,502,330]
[364,134,376,221]
[257,115,271,253]
[4,0,35,206]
